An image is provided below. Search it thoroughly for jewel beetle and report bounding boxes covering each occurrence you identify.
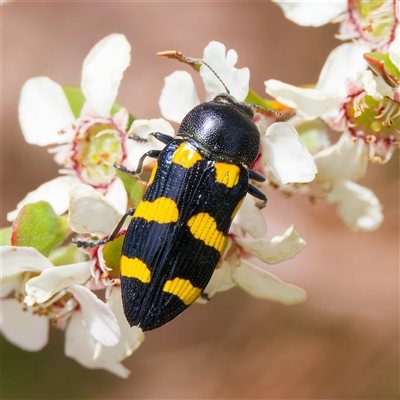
[74,55,270,331]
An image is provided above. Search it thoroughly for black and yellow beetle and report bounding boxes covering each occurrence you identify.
[75,57,270,331]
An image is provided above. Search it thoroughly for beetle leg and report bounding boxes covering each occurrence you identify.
[73,208,136,248]
[248,184,267,209]
[248,169,266,182]
[114,149,161,176]
[151,132,175,145]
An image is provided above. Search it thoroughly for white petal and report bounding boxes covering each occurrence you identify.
[389,26,399,69]
[265,79,342,120]
[201,41,250,101]
[317,43,371,98]
[1,279,18,298]
[127,118,175,138]
[7,176,75,222]
[358,70,394,100]
[81,34,131,117]
[0,299,49,351]
[125,118,175,169]
[159,71,200,123]
[232,194,268,239]
[112,107,129,132]
[24,262,91,305]
[68,285,120,347]
[65,312,130,378]
[234,260,307,305]
[95,287,144,360]
[0,246,54,287]
[314,133,368,182]
[105,179,128,216]
[236,225,306,264]
[327,180,383,232]
[19,77,75,146]
[273,0,347,27]
[263,122,317,184]
[68,183,121,236]
[201,260,236,302]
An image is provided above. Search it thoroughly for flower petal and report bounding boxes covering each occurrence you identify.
[159,71,200,123]
[125,118,175,169]
[95,287,144,360]
[105,178,128,216]
[317,43,370,98]
[19,77,75,146]
[0,298,49,351]
[1,279,18,298]
[236,225,306,264]
[201,41,250,101]
[112,107,129,132]
[314,133,368,182]
[358,70,394,100]
[0,246,54,287]
[65,312,130,378]
[68,183,121,236]
[81,34,131,117]
[24,261,91,305]
[67,285,120,347]
[389,26,399,69]
[232,194,268,239]
[327,180,383,232]
[262,122,317,184]
[273,0,347,27]
[200,259,236,301]
[233,260,307,305]
[265,80,343,120]
[7,176,75,222]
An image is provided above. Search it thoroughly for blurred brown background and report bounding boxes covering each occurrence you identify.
[1,2,398,399]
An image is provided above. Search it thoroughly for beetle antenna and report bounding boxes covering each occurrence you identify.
[200,60,230,95]
[158,50,230,94]
[251,104,289,121]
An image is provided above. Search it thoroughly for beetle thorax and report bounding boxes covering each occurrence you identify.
[177,95,260,167]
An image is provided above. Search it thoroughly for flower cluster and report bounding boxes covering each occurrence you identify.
[1,35,316,377]
[265,0,399,231]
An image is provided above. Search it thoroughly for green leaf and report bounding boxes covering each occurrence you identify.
[116,170,146,207]
[62,85,135,126]
[63,86,86,118]
[11,201,70,257]
[102,234,125,274]
[245,89,280,109]
[0,227,12,246]
[364,52,400,88]
[48,244,83,266]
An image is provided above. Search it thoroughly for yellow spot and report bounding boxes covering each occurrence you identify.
[134,197,179,224]
[163,278,202,305]
[231,197,245,219]
[187,213,226,254]
[214,163,240,188]
[172,143,202,168]
[120,256,151,283]
[148,162,158,185]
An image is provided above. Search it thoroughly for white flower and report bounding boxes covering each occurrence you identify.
[314,133,383,231]
[11,33,174,221]
[159,41,317,186]
[159,41,250,123]
[0,246,53,351]
[272,0,348,28]
[274,0,399,51]
[65,286,144,378]
[265,43,389,230]
[201,198,307,304]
